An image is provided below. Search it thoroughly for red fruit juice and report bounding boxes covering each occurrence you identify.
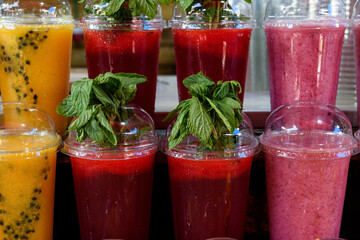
[172,28,252,102]
[167,155,253,240]
[82,28,162,116]
[353,24,360,127]
[264,21,345,110]
[70,152,155,240]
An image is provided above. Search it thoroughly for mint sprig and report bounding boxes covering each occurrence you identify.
[57,72,146,145]
[164,72,243,150]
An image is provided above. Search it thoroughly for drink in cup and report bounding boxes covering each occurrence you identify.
[260,103,358,240]
[0,102,61,240]
[0,0,74,136]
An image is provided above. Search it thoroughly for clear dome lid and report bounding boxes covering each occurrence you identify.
[264,0,346,25]
[0,0,73,24]
[170,0,255,27]
[259,103,358,159]
[353,0,360,20]
[161,112,259,160]
[63,106,160,160]
[81,0,164,27]
[0,102,61,155]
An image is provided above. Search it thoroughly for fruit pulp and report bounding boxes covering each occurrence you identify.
[263,133,351,240]
[0,24,73,136]
[83,28,162,117]
[172,28,252,102]
[70,152,156,240]
[265,21,345,110]
[0,135,58,240]
[167,155,253,240]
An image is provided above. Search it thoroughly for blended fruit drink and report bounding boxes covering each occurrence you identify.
[264,21,345,110]
[260,103,357,240]
[81,24,162,117]
[0,0,74,136]
[70,150,156,240]
[167,154,253,240]
[172,28,252,102]
[0,102,61,240]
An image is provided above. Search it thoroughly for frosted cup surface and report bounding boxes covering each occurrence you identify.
[264,0,346,110]
[162,112,259,240]
[63,106,160,240]
[0,102,61,240]
[260,103,358,240]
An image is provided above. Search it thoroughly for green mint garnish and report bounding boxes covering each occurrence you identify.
[83,0,170,21]
[164,72,243,151]
[56,72,146,145]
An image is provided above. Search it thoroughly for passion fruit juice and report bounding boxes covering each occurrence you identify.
[0,135,58,240]
[0,24,73,136]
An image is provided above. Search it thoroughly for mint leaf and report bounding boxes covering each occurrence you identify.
[105,0,126,15]
[56,95,77,117]
[68,105,98,131]
[97,109,117,145]
[76,128,86,142]
[71,79,93,114]
[93,85,116,108]
[85,117,105,143]
[183,72,214,90]
[206,97,234,133]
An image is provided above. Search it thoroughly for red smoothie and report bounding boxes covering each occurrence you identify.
[353,24,360,126]
[82,28,162,116]
[167,155,253,240]
[263,133,352,240]
[70,152,155,240]
[265,21,345,110]
[172,28,252,102]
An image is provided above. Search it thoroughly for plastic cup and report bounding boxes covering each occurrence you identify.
[80,0,164,118]
[352,1,360,127]
[63,106,160,240]
[0,0,74,136]
[162,113,259,240]
[264,0,346,110]
[0,102,61,240]
[169,0,255,103]
[259,103,358,240]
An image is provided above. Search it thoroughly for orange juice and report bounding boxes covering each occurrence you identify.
[0,24,73,136]
[0,134,59,240]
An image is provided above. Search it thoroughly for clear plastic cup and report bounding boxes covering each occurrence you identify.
[0,101,61,240]
[63,106,160,240]
[169,0,255,103]
[80,0,164,118]
[352,0,360,127]
[162,112,259,240]
[0,0,74,136]
[259,102,358,240]
[264,0,347,110]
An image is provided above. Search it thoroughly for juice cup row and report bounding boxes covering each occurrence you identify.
[1,101,359,240]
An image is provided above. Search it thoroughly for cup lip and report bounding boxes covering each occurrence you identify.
[262,19,348,29]
[79,18,166,29]
[0,16,75,25]
[169,19,257,29]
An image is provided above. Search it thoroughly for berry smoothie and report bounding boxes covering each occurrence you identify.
[172,28,252,102]
[70,151,156,240]
[82,28,162,117]
[264,21,345,110]
[167,155,253,240]
[262,133,352,240]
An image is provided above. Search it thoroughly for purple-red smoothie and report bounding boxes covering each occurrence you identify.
[265,21,345,110]
[263,133,352,240]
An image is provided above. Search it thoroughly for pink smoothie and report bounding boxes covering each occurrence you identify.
[353,24,360,126]
[265,21,345,110]
[263,133,352,240]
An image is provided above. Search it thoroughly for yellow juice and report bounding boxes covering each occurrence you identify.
[0,24,73,136]
[0,134,59,240]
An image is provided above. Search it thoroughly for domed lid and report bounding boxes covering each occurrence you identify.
[63,106,160,159]
[0,0,73,24]
[170,0,255,27]
[259,103,358,159]
[81,0,164,27]
[264,0,346,25]
[162,112,259,160]
[353,0,360,20]
[0,102,61,155]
